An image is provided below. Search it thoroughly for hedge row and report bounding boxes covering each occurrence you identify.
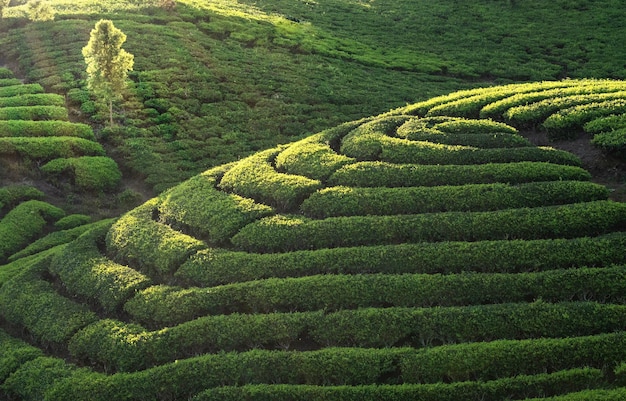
[49,221,152,312]
[0,137,105,160]
[0,78,21,87]
[591,128,626,156]
[274,135,356,181]
[41,156,122,191]
[0,68,13,79]
[584,115,626,134]
[132,266,626,326]
[300,181,608,218]
[231,201,626,253]
[0,120,95,139]
[177,233,626,286]
[219,148,323,211]
[328,161,591,187]
[157,174,273,245]
[522,388,626,401]
[0,93,65,108]
[0,105,69,121]
[397,131,531,148]
[340,131,582,166]
[0,84,44,98]
[106,199,206,277]
[0,184,44,211]
[397,80,579,117]
[45,333,626,401]
[191,369,606,401]
[542,100,626,139]
[0,329,44,383]
[0,200,65,261]
[480,81,626,119]
[0,255,98,343]
[73,302,626,371]
[503,92,626,127]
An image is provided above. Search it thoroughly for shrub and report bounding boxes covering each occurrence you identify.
[106,199,206,277]
[584,115,626,133]
[0,329,44,383]
[542,99,626,139]
[40,157,122,191]
[591,128,626,156]
[54,214,92,230]
[0,121,95,140]
[219,147,322,211]
[400,132,531,148]
[0,137,105,160]
[129,266,626,326]
[49,221,152,312]
[8,222,99,261]
[0,105,68,121]
[2,357,77,401]
[177,234,626,286]
[0,78,23,87]
[0,68,13,79]
[0,93,65,108]
[0,84,44,97]
[0,184,44,211]
[328,161,591,187]
[231,201,626,253]
[157,174,273,245]
[300,181,608,218]
[0,200,65,261]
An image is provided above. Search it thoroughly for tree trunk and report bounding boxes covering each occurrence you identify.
[109,99,113,126]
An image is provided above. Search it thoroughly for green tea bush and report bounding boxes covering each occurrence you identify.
[0,184,44,211]
[219,148,322,211]
[8,223,99,262]
[0,78,25,87]
[191,369,605,401]
[0,84,44,98]
[50,221,152,312]
[106,200,206,277]
[157,174,274,245]
[0,329,44,383]
[231,201,626,253]
[301,181,608,217]
[591,128,626,156]
[399,132,530,148]
[0,137,105,160]
[542,100,626,139]
[2,357,79,401]
[329,161,591,187]
[177,234,626,286]
[0,261,98,343]
[0,94,64,110]
[0,105,68,121]
[128,266,626,326]
[401,332,626,384]
[0,68,14,79]
[0,121,95,139]
[40,157,122,191]
[0,200,65,261]
[584,115,626,133]
[54,214,92,230]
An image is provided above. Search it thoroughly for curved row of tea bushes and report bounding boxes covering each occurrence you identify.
[0,83,44,98]
[71,302,626,372]
[0,184,44,211]
[0,137,105,160]
[0,121,95,139]
[41,156,122,191]
[394,131,531,148]
[126,266,626,326]
[106,200,206,278]
[0,255,98,343]
[591,128,626,156]
[300,181,608,218]
[0,105,69,121]
[503,92,626,128]
[0,200,65,261]
[341,131,581,166]
[177,234,626,286]
[49,222,152,312]
[479,81,626,119]
[219,147,322,211]
[190,370,606,401]
[542,100,626,139]
[0,329,44,383]
[157,173,274,244]
[0,93,65,108]
[328,161,591,187]
[522,388,626,401]
[42,333,626,401]
[231,201,626,253]
[0,78,22,87]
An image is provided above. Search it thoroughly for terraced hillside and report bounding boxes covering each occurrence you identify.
[2,80,626,400]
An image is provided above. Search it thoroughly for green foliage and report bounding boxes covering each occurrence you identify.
[177,234,626,286]
[26,0,55,21]
[41,156,122,191]
[591,128,626,156]
[0,200,64,261]
[0,78,22,87]
[0,137,105,160]
[219,147,322,211]
[329,161,591,187]
[301,181,608,218]
[0,328,44,383]
[2,357,78,401]
[542,100,626,139]
[0,93,65,108]
[54,214,92,230]
[0,121,95,139]
[0,84,44,98]
[0,105,68,121]
[0,67,12,78]
[232,201,626,253]
[0,184,44,211]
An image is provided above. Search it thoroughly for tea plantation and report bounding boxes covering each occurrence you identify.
[2,77,626,399]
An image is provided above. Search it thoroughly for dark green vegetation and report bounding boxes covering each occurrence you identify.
[2,0,626,400]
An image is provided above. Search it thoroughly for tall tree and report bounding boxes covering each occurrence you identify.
[82,19,134,126]
[0,0,10,19]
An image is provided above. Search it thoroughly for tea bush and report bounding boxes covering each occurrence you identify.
[41,156,122,191]
[0,121,95,139]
